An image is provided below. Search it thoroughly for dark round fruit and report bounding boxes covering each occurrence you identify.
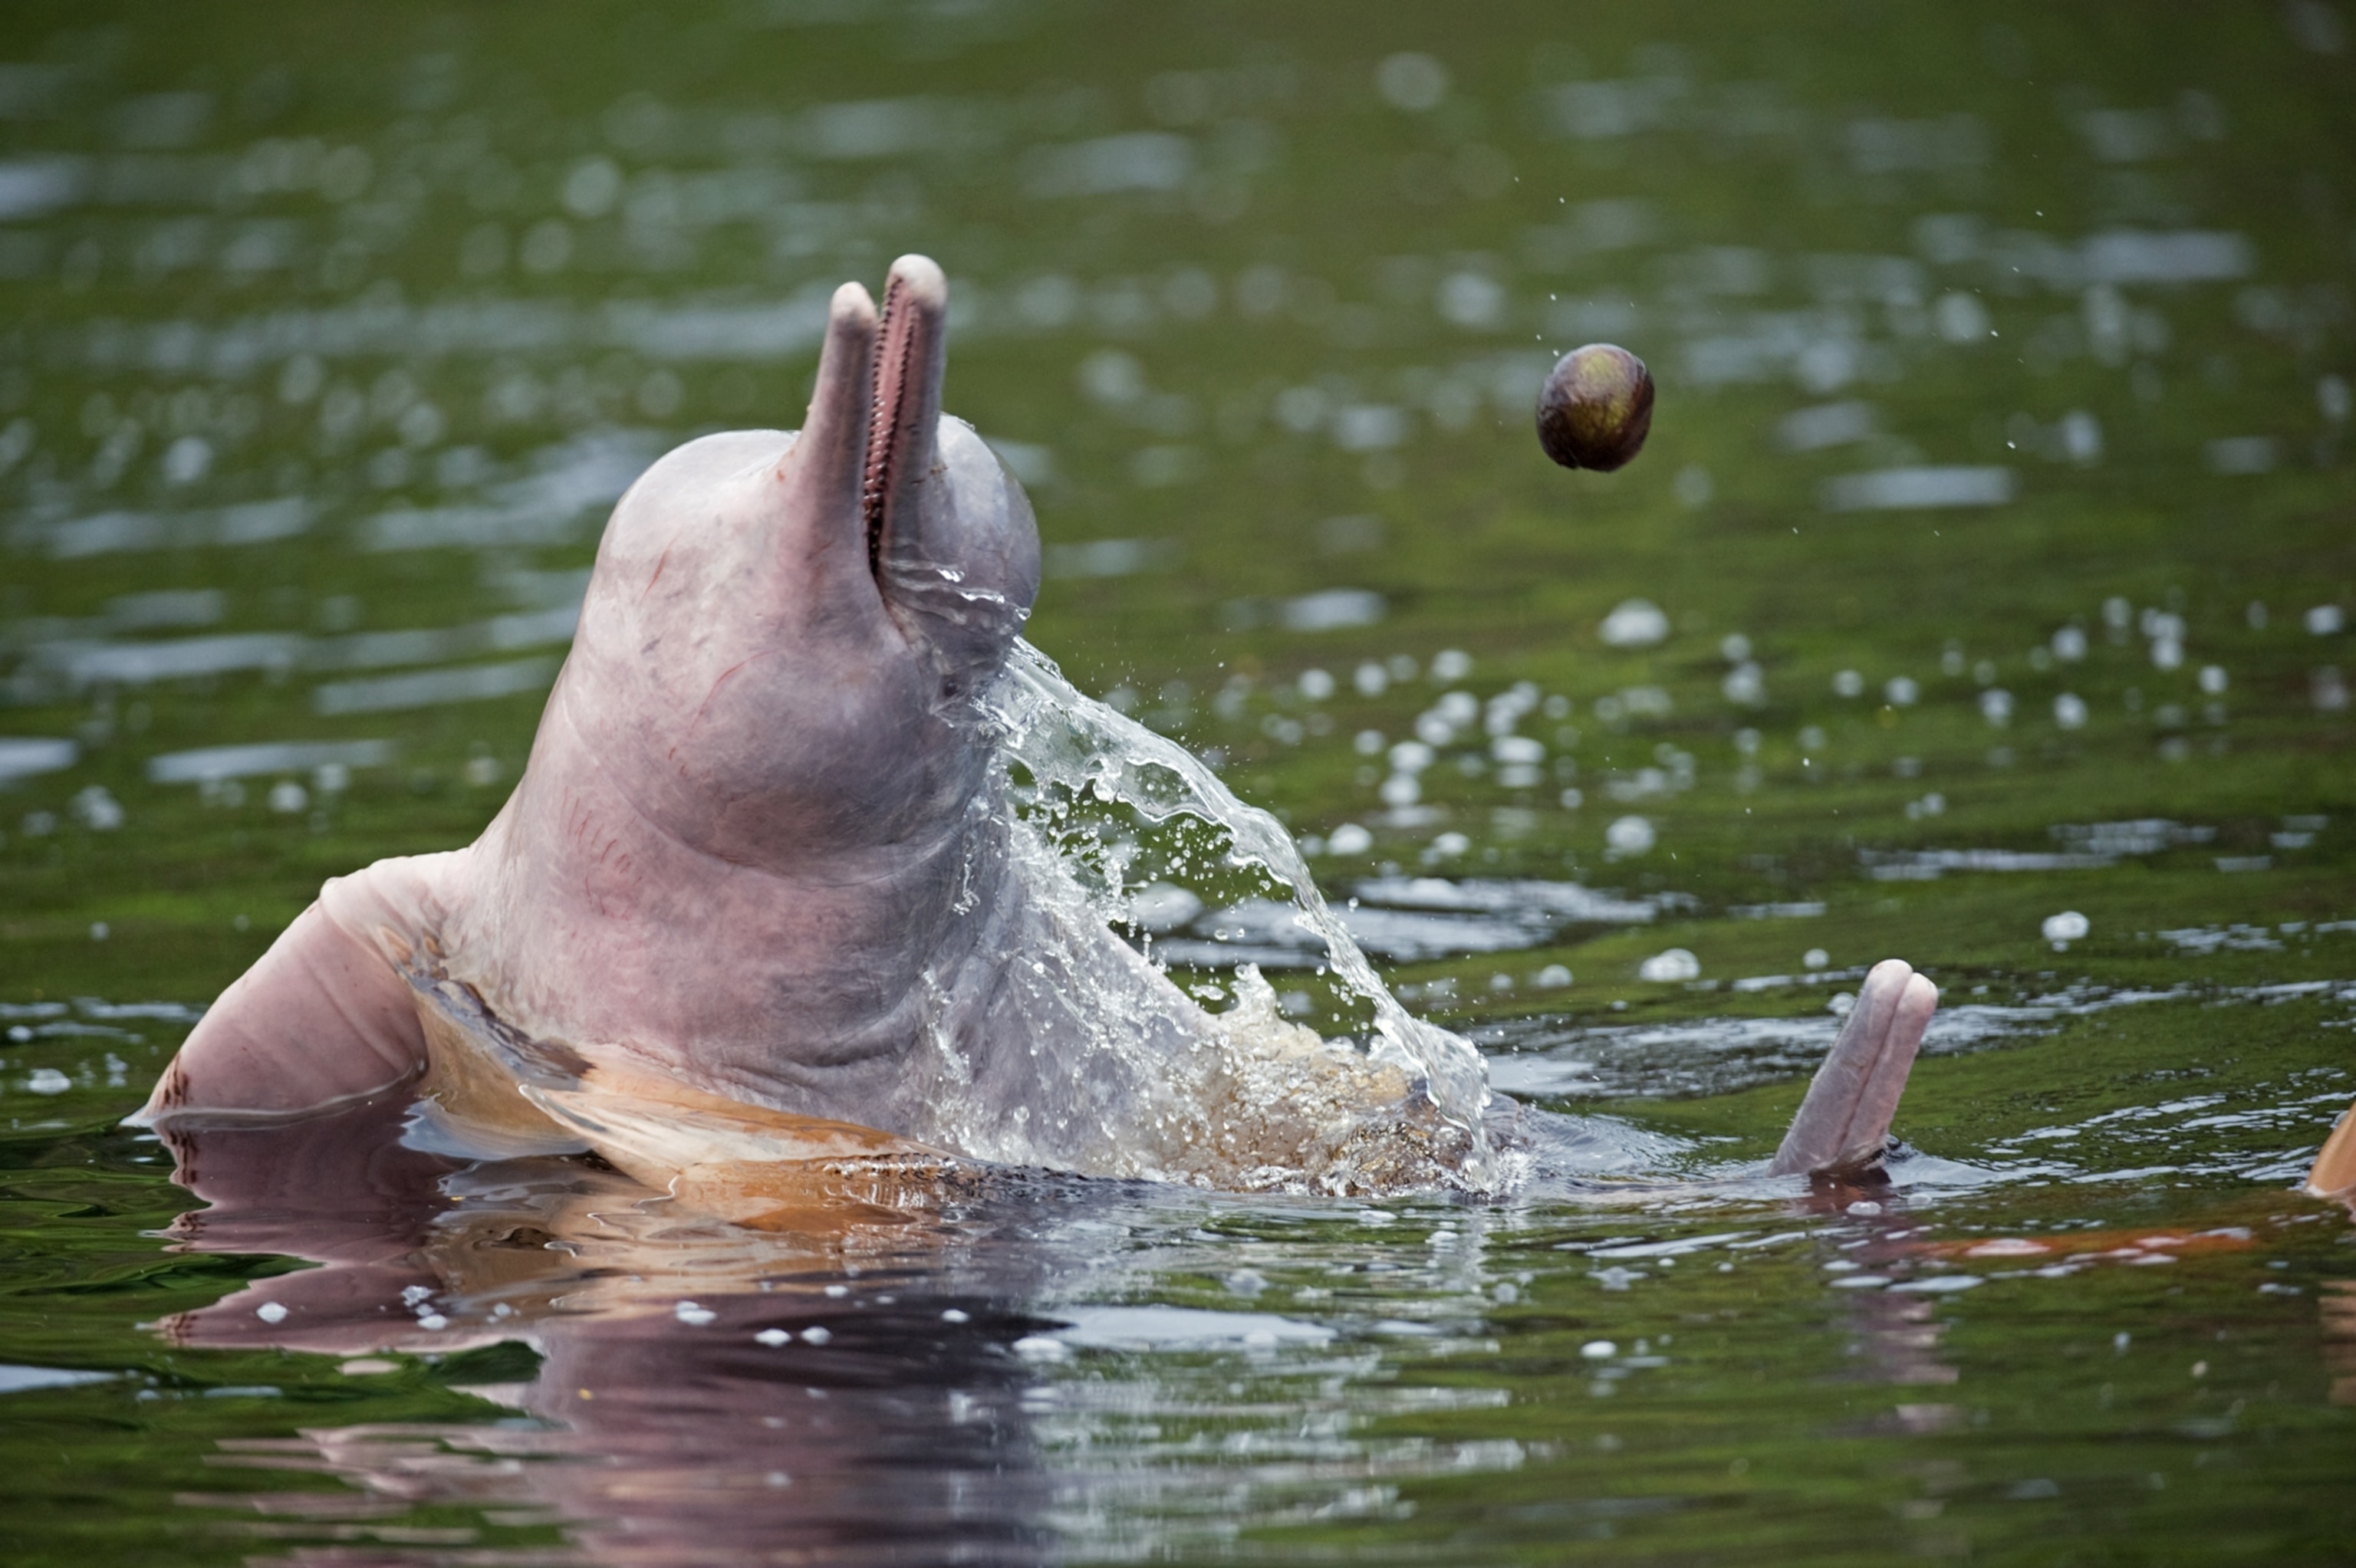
[1536,344,1653,472]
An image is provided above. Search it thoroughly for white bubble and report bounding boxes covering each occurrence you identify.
[2198,665,2228,695]
[268,780,308,814]
[1436,271,1504,330]
[1638,948,1700,983]
[1431,648,1475,682]
[1327,823,1374,856]
[1375,51,1450,113]
[1832,669,1864,698]
[162,434,212,485]
[562,156,624,218]
[2042,910,2090,949]
[1536,965,1573,988]
[1298,667,1336,702]
[1935,291,1990,343]
[71,785,124,831]
[2054,692,2088,729]
[1979,689,2014,727]
[1599,599,1670,648]
[1353,661,1389,696]
[800,1326,832,1344]
[255,1301,289,1324]
[2306,604,2346,636]
[1379,774,1421,807]
[1884,676,1919,706]
[2052,625,2088,662]
[1581,1340,1617,1359]
[1803,948,1830,969]
[1430,831,1469,858]
[755,1328,790,1346]
[1606,815,1654,855]
[26,1068,72,1094]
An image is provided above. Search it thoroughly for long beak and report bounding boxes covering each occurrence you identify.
[862,254,947,573]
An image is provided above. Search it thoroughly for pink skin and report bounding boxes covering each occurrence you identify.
[136,251,1938,1185]
[1769,958,1939,1177]
[141,255,1046,1130]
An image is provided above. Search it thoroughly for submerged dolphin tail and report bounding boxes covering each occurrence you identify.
[2308,1096,2356,1196]
[1769,958,1937,1177]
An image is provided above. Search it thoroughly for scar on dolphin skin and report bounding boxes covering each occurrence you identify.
[130,251,1942,1201]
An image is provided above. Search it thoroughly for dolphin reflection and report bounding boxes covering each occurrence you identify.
[157,1098,1074,1566]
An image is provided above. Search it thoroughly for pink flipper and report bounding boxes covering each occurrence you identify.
[134,856,456,1124]
[2309,1096,2356,1196]
[1769,958,1939,1176]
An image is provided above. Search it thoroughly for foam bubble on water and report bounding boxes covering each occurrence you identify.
[1605,815,1655,856]
[2042,910,2091,950]
[1599,600,1670,648]
[1637,948,1700,983]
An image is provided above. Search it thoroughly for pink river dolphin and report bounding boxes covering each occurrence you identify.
[134,253,1941,1198]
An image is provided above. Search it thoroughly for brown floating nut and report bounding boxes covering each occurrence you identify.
[1536,344,1653,472]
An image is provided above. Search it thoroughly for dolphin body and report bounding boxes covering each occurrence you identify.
[137,254,1939,1195]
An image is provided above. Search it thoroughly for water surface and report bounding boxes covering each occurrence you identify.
[2,2,2353,1561]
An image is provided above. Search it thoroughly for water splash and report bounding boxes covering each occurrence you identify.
[983,639,1498,1188]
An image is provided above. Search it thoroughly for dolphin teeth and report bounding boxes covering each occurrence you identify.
[861,271,919,570]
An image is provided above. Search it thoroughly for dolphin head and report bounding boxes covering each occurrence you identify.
[548,255,1041,869]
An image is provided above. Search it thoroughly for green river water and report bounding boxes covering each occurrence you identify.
[2,2,2353,1562]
